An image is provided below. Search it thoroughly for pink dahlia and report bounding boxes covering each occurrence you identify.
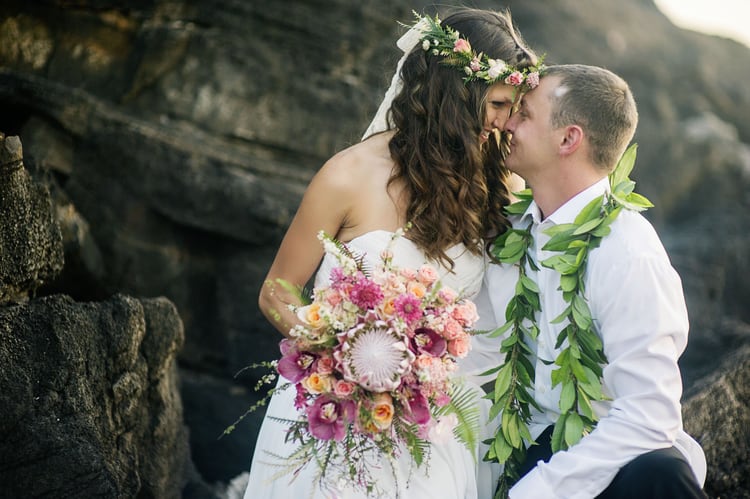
[349,277,384,310]
[394,293,423,324]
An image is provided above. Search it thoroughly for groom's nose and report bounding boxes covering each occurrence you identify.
[504,112,518,133]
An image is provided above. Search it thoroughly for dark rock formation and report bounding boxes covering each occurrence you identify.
[0,135,202,498]
[684,346,750,499]
[0,0,748,495]
[0,294,191,498]
[0,132,63,302]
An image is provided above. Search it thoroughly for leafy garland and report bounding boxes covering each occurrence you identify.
[411,12,546,90]
[483,144,653,498]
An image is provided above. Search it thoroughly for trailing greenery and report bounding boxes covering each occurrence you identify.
[484,145,652,498]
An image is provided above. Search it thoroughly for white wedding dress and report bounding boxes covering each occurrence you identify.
[243,230,498,499]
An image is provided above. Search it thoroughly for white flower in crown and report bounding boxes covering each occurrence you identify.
[487,59,508,79]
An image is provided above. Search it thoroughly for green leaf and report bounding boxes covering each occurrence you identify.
[609,143,637,188]
[574,196,605,225]
[551,413,567,452]
[577,388,595,420]
[492,431,514,463]
[542,254,579,275]
[493,363,514,400]
[559,381,575,412]
[573,217,603,236]
[564,412,584,448]
[520,275,540,293]
[571,295,593,330]
[559,274,577,293]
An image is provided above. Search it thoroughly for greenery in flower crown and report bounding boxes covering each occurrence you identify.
[483,144,653,498]
[411,12,546,90]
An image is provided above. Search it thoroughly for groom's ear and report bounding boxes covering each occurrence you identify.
[558,125,583,157]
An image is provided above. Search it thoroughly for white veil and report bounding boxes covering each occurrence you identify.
[361,18,428,141]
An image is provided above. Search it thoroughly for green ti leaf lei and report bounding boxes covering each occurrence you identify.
[483,145,653,498]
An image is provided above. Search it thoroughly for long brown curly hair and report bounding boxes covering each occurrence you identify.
[387,8,538,268]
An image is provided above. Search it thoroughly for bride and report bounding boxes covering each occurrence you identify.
[244,7,540,498]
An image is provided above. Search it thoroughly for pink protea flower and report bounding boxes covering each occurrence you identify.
[411,327,447,357]
[394,293,423,324]
[349,276,384,310]
[336,320,415,392]
[306,395,355,441]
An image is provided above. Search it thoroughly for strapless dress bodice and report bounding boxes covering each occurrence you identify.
[314,230,485,298]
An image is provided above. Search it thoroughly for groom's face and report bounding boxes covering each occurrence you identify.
[503,76,561,178]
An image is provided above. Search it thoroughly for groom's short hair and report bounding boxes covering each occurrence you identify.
[545,64,638,171]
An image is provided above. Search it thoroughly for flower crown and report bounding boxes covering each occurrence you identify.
[412,12,545,90]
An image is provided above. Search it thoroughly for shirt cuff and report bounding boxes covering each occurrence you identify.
[509,467,557,499]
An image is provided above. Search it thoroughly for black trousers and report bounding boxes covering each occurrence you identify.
[519,426,707,498]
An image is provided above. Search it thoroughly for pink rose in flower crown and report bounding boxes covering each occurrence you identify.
[453,38,471,54]
[307,395,355,441]
[448,333,471,358]
[417,264,439,285]
[505,71,524,87]
[469,57,481,72]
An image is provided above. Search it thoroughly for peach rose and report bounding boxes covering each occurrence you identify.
[371,393,394,430]
[442,318,464,340]
[316,355,335,375]
[302,373,332,394]
[298,302,325,329]
[447,334,471,358]
[452,301,479,327]
[417,265,439,285]
[407,281,427,299]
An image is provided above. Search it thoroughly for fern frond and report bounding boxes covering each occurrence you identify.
[436,381,481,460]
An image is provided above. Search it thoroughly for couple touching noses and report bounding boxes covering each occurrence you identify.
[246,6,707,499]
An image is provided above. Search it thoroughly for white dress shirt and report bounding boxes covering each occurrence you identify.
[476,178,707,498]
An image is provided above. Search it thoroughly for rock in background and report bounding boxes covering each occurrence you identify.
[0,0,748,495]
[0,132,203,497]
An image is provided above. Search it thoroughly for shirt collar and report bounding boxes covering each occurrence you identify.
[518,177,610,227]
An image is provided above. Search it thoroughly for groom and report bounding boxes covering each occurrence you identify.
[479,64,708,498]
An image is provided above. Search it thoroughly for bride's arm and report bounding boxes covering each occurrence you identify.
[258,155,356,337]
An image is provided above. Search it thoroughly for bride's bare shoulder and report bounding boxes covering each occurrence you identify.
[316,132,394,188]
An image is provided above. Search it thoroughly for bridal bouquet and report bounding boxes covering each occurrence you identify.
[272,230,480,495]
